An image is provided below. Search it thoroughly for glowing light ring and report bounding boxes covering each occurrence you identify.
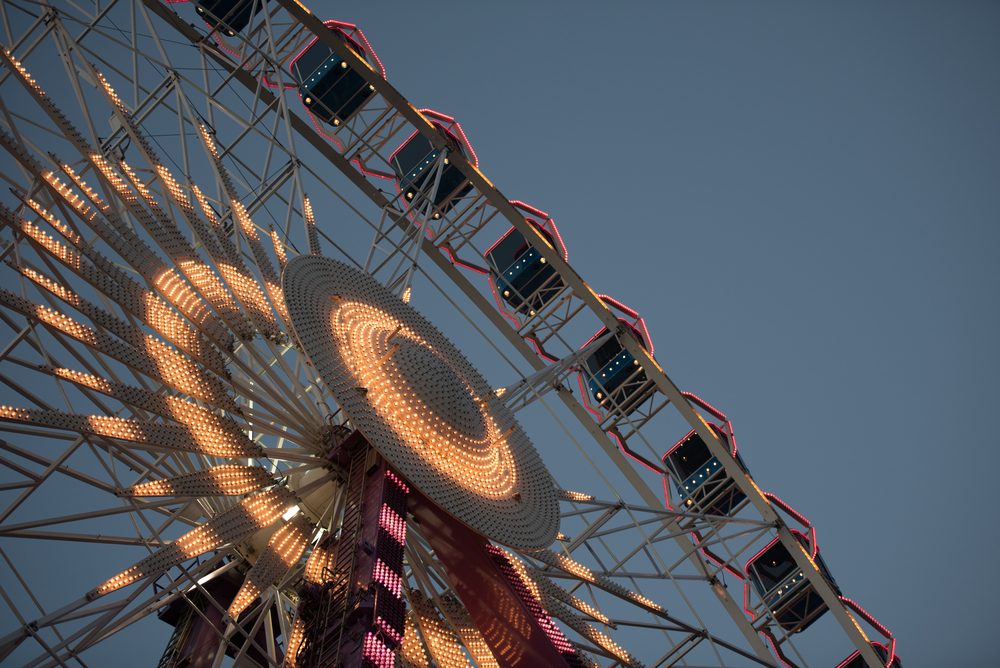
[283,256,558,550]
[330,300,516,497]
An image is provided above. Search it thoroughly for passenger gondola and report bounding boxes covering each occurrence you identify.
[195,0,264,36]
[289,21,385,128]
[485,202,567,317]
[661,395,749,515]
[390,110,476,220]
[744,530,840,633]
[581,297,653,413]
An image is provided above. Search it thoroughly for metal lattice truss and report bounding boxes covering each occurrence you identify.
[0,1,895,666]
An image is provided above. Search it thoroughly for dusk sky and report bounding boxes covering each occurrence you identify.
[1,1,997,666]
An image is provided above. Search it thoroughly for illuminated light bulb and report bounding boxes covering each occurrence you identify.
[379,503,407,545]
[409,591,470,667]
[324,299,518,499]
[362,633,395,668]
[559,490,595,502]
[340,61,348,69]
[285,618,306,668]
[125,465,271,497]
[285,256,558,550]
[91,489,293,598]
[372,558,403,597]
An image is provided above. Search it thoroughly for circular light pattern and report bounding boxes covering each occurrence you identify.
[283,256,559,550]
[329,299,515,499]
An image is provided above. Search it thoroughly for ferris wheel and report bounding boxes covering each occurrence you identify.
[0,1,901,666]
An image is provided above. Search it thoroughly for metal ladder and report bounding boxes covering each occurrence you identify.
[299,441,371,665]
[156,605,194,668]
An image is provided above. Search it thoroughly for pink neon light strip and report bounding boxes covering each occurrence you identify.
[574,375,665,474]
[362,632,394,668]
[835,641,897,668]
[379,503,406,545]
[839,596,896,663]
[763,493,818,557]
[761,628,798,668]
[578,295,653,359]
[372,558,402,598]
[384,469,410,493]
[375,616,403,644]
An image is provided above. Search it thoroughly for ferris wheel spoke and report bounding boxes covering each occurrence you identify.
[88,65,288,341]
[0,260,236,411]
[0,436,107,508]
[248,338,327,421]
[437,591,509,667]
[0,529,169,547]
[4,174,235,357]
[16,549,243,668]
[223,592,285,667]
[11,254,231,378]
[0,405,259,459]
[0,57,258,345]
[0,502,193,556]
[405,587,473,668]
[4,204,230,376]
[0,548,84,664]
[0,428,200,522]
[405,553,502,667]
[89,487,294,600]
[227,359,316,428]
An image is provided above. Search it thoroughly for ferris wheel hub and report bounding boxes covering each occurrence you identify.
[392,338,488,441]
[283,255,560,550]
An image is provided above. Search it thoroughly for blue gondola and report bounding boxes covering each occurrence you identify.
[485,211,566,316]
[662,425,748,515]
[289,21,384,128]
[581,298,651,412]
[745,531,840,633]
[195,0,264,36]
[390,111,475,220]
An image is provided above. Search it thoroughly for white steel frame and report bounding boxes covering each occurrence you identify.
[0,1,893,666]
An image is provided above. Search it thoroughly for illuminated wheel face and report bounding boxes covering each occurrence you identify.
[283,255,559,550]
